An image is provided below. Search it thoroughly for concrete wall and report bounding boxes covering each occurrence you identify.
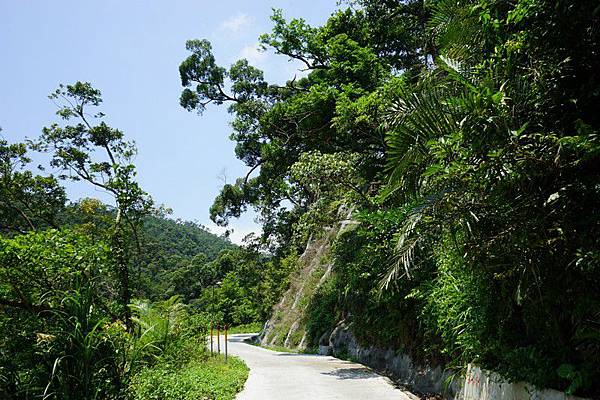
[457,365,587,400]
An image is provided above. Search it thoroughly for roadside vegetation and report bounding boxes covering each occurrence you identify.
[0,84,260,398]
[130,356,248,400]
[178,0,600,397]
[228,322,264,334]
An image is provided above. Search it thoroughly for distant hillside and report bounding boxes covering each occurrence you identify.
[142,215,235,262]
[57,199,236,299]
[137,215,236,299]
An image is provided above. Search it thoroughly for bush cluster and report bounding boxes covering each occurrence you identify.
[0,230,248,399]
[306,205,600,396]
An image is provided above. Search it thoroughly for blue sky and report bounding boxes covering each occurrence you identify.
[0,0,337,243]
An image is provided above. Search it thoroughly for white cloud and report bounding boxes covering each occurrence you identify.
[239,44,267,66]
[220,13,252,33]
[209,223,261,246]
[205,209,261,246]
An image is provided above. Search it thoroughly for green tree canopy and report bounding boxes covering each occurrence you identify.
[179,6,428,250]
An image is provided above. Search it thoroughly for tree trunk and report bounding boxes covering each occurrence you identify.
[113,209,132,331]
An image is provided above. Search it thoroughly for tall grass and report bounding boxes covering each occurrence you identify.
[43,279,124,400]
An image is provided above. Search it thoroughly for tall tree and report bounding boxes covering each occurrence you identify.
[35,82,152,328]
[179,5,426,249]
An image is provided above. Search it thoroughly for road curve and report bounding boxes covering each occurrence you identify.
[225,334,418,400]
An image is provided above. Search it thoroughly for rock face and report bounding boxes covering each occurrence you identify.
[258,227,336,348]
[259,206,356,349]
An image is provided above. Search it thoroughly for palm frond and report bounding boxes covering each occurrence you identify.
[383,85,462,199]
[379,210,422,290]
[428,0,484,62]
[438,56,477,90]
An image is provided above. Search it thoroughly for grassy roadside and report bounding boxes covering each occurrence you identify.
[249,341,321,355]
[129,355,248,400]
[227,322,264,334]
[252,343,300,353]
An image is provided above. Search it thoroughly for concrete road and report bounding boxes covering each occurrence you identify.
[224,334,418,400]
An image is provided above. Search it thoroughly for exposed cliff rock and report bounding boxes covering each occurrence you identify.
[259,227,337,349]
[258,207,356,349]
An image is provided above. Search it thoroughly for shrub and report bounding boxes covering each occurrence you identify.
[0,229,125,399]
[129,356,248,400]
[304,276,339,347]
[327,209,434,356]
[420,236,494,367]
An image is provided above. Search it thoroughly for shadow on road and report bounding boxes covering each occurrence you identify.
[275,353,325,357]
[228,336,252,343]
[321,367,378,380]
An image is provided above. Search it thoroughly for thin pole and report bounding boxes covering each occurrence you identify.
[212,285,215,342]
[225,325,228,361]
[217,325,221,354]
[210,322,214,356]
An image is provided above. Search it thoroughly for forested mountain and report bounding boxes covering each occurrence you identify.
[142,215,234,262]
[58,199,234,261]
[50,198,236,299]
[136,215,236,298]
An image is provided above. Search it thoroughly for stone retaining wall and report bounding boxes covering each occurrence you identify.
[457,365,586,400]
[327,323,588,400]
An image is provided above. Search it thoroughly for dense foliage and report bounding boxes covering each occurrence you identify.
[0,230,122,399]
[188,247,295,326]
[127,298,248,400]
[0,137,66,235]
[180,0,600,396]
[0,224,246,399]
[0,84,256,398]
